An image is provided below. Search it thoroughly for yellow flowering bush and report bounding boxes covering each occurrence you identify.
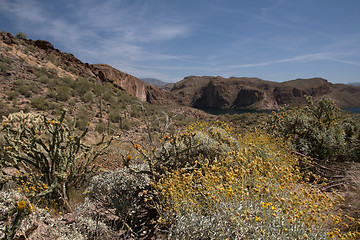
[155,127,360,239]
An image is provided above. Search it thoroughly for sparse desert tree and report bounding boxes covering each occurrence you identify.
[15,32,27,40]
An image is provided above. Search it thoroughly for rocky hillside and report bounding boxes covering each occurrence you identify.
[0,31,204,135]
[170,76,360,109]
[0,32,171,105]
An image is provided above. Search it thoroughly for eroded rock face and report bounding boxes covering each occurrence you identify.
[91,64,147,101]
[274,78,331,105]
[90,64,173,104]
[171,76,360,110]
[234,89,264,107]
[193,81,230,108]
[145,85,173,105]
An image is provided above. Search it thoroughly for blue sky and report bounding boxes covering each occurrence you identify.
[1,0,360,83]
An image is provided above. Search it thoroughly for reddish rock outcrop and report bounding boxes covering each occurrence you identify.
[171,76,360,110]
[91,64,147,101]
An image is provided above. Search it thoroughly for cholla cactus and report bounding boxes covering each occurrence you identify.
[1,111,118,211]
[0,192,35,240]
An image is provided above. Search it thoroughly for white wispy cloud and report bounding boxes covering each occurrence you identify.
[229,53,360,68]
[0,0,193,77]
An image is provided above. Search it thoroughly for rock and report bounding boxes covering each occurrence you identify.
[234,88,264,107]
[145,85,173,105]
[1,32,16,45]
[91,64,147,101]
[34,40,55,51]
[193,81,230,108]
[91,64,173,104]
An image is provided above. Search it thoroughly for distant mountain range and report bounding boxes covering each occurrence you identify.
[170,76,360,109]
[1,31,360,112]
[348,82,360,87]
[140,78,169,87]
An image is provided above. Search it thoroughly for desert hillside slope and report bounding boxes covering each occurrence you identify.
[0,32,171,105]
[170,75,360,109]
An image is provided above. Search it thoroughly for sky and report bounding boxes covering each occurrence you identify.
[1,0,360,84]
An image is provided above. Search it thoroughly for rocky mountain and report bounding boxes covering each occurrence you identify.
[0,32,171,105]
[140,78,174,92]
[170,76,360,110]
[2,31,360,112]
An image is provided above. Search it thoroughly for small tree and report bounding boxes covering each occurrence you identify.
[15,32,27,40]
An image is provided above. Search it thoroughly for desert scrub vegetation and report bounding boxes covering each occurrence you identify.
[0,54,11,73]
[265,96,360,163]
[153,125,360,239]
[0,111,118,212]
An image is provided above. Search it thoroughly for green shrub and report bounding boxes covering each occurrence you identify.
[83,164,156,239]
[0,62,9,73]
[17,85,32,98]
[55,85,70,102]
[66,65,79,75]
[75,107,91,130]
[30,97,49,110]
[1,111,118,211]
[81,91,94,103]
[72,77,91,97]
[47,68,58,78]
[38,75,49,84]
[0,55,11,64]
[6,91,19,101]
[15,32,27,40]
[121,118,135,130]
[265,97,360,162]
[109,108,122,123]
[46,89,56,99]
[95,121,106,134]
[102,92,114,102]
[28,82,41,94]
[93,83,105,97]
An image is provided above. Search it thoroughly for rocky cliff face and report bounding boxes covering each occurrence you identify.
[170,76,360,110]
[91,64,147,101]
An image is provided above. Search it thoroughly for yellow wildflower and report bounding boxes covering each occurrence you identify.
[255,216,262,222]
[17,200,26,211]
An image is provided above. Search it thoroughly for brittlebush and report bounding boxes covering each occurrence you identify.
[155,125,360,239]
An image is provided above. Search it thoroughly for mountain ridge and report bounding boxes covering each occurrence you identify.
[0,32,172,105]
[1,31,360,111]
[170,76,360,110]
